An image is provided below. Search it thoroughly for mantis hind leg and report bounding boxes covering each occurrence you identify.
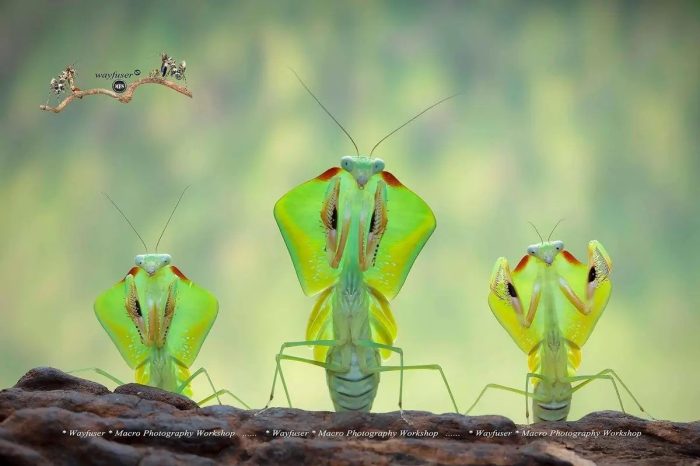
[465,384,542,414]
[176,367,249,409]
[525,372,546,423]
[568,368,653,419]
[67,368,125,387]
[260,339,342,412]
[465,375,547,424]
[355,340,459,414]
[375,363,459,414]
[354,340,405,412]
[354,339,457,414]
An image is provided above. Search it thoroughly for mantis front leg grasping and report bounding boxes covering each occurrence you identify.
[559,277,591,315]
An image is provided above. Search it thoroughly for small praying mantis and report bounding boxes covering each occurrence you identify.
[264,72,460,413]
[73,189,248,408]
[466,222,650,422]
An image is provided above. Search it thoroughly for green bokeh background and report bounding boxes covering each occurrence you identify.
[1,1,698,423]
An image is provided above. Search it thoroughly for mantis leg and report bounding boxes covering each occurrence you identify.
[175,367,249,409]
[261,339,342,411]
[568,368,653,419]
[354,339,406,411]
[375,363,459,414]
[559,278,589,314]
[465,382,546,417]
[525,372,546,423]
[68,368,125,386]
[354,339,458,414]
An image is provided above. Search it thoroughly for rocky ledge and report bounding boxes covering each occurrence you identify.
[0,367,697,465]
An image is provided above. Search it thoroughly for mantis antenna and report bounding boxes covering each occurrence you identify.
[547,219,565,241]
[155,185,191,252]
[102,192,148,252]
[527,221,544,244]
[369,92,462,157]
[289,68,360,157]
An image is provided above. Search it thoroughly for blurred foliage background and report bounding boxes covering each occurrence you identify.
[0,1,698,423]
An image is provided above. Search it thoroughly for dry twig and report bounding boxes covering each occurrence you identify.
[39,77,192,113]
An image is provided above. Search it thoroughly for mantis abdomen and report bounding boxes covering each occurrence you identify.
[326,346,381,412]
[532,385,572,422]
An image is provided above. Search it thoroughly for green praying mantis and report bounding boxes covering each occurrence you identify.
[466,223,651,422]
[263,74,460,413]
[74,189,248,408]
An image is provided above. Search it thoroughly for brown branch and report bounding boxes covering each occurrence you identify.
[39,77,192,113]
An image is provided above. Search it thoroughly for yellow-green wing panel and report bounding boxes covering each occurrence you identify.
[364,171,435,300]
[565,341,582,376]
[527,344,542,374]
[94,267,150,369]
[135,360,150,385]
[305,286,334,362]
[368,286,397,359]
[488,255,544,355]
[174,363,193,398]
[556,241,612,349]
[274,168,343,296]
[164,266,218,368]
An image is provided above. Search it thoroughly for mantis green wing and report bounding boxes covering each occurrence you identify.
[363,172,436,301]
[555,241,612,348]
[94,266,150,370]
[274,168,435,301]
[163,266,219,368]
[274,167,343,296]
[305,287,334,361]
[488,254,545,372]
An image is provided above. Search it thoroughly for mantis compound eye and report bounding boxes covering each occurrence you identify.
[372,158,385,174]
[340,156,354,172]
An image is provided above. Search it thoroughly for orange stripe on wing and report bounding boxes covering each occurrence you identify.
[119,266,141,282]
[170,266,190,282]
[381,171,402,187]
[316,167,341,181]
[561,251,581,265]
[514,255,530,272]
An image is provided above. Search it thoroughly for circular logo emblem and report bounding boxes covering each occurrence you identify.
[112,80,127,93]
[134,69,141,76]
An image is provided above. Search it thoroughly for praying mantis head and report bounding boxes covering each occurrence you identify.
[135,253,172,275]
[340,155,385,189]
[526,241,565,266]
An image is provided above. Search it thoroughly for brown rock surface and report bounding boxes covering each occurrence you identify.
[0,367,697,465]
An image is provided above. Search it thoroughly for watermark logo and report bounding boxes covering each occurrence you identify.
[95,70,140,94]
[112,80,126,93]
[95,70,140,80]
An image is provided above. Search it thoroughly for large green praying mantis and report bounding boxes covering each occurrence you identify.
[264,74,459,413]
[466,224,650,422]
[76,190,248,408]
